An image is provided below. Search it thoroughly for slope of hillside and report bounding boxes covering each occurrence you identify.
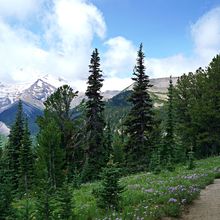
[0,101,43,135]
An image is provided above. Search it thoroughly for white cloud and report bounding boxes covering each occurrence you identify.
[0,0,106,86]
[0,2,220,91]
[191,7,220,61]
[103,77,132,91]
[42,0,107,81]
[45,0,106,51]
[0,19,47,82]
[0,0,43,20]
[103,37,137,78]
[147,54,196,78]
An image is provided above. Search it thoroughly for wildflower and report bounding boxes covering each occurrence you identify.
[168,198,177,203]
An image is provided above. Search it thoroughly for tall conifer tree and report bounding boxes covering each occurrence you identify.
[7,100,24,193]
[36,116,64,189]
[83,48,105,181]
[124,44,153,172]
[162,76,175,167]
[19,118,34,194]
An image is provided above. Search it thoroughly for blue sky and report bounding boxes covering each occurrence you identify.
[91,0,220,57]
[0,0,220,91]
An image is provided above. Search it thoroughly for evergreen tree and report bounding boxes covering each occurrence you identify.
[36,115,64,189]
[0,146,14,219]
[44,85,78,176]
[124,44,154,172]
[173,73,195,158]
[112,132,125,166]
[201,55,220,156]
[7,100,24,194]
[83,48,105,182]
[35,179,53,220]
[162,76,176,170]
[55,180,75,219]
[13,194,35,220]
[95,156,125,211]
[19,119,34,194]
[104,120,113,162]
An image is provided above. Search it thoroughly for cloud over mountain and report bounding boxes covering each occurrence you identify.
[0,1,219,90]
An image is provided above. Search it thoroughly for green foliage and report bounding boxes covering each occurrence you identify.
[83,48,105,182]
[13,195,35,220]
[104,120,113,162]
[44,85,78,177]
[112,132,125,166]
[6,100,24,194]
[94,157,125,211]
[188,150,195,170]
[54,180,75,219]
[124,44,154,172]
[173,55,220,159]
[35,179,53,220]
[19,119,34,195]
[72,156,220,219]
[163,76,175,162]
[150,146,162,174]
[0,148,14,219]
[36,116,64,189]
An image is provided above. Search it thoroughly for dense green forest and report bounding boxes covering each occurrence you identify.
[1,45,220,219]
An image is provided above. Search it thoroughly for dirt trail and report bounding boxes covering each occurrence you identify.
[181,179,220,220]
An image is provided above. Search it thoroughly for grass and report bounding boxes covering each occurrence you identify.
[73,156,220,219]
[13,156,220,219]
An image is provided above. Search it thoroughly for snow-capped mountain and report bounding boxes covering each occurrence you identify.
[21,79,57,109]
[0,81,31,112]
[0,75,176,113]
[0,74,67,111]
[0,74,120,111]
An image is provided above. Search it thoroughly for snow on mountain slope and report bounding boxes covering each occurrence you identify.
[21,79,57,109]
[0,81,31,111]
[0,74,67,111]
[0,121,10,136]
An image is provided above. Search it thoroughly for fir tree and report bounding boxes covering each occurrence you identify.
[162,76,175,170]
[19,118,34,194]
[55,179,75,219]
[112,132,125,166]
[83,48,105,182]
[13,194,35,220]
[35,179,53,220]
[36,115,64,189]
[95,156,125,211]
[7,100,24,194]
[202,55,220,156]
[124,44,154,172]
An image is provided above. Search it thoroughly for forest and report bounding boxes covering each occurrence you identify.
[0,44,220,219]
